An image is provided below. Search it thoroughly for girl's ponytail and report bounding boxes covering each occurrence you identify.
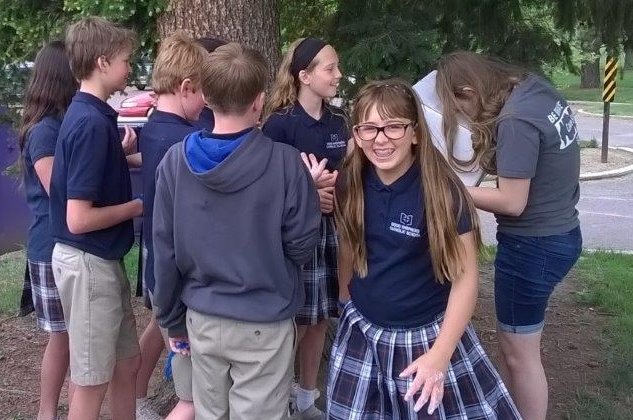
[263,38,305,121]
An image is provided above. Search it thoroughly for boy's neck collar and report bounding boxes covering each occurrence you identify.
[79,80,113,102]
[155,94,189,121]
[212,114,258,135]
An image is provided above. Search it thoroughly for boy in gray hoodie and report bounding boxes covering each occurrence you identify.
[152,42,321,419]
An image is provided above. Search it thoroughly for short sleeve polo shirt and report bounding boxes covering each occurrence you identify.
[49,91,134,260]
[262,102,349,171]
[139,110,198,293]
[23,116,61,262]
[349,163,473,328]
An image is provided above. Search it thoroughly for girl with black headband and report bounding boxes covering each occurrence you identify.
[263,37,349,420]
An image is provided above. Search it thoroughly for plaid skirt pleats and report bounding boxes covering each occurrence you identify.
[295,215,339,325]
[27,260,66,332]
[327,302,521,420]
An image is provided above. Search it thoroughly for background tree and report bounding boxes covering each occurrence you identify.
[553,0,633,86]
[0,0,165,123]
[157,0,279,81]
[278,0,338,48]
[325,0,574,96]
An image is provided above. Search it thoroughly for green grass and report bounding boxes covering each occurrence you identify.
[575,102,633,117]
[0,251,27,314]
[571,251,633,418]
[0,245,140,316]
[550,68,633,105]
[124,244,140,292]
[478,244,497,265]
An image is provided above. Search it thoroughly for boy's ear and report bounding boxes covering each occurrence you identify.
[179,78,193,95]
[97,56,108,73]
[253,91,265,113]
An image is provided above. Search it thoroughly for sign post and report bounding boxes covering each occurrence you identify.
[602,57,617,163]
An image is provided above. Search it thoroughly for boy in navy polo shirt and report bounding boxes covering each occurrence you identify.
[135,31,207,420]
[49,17,142,420]
[193,36,228,131]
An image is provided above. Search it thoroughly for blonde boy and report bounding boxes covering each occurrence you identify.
[135,31,207,420]
[49,16,141,420]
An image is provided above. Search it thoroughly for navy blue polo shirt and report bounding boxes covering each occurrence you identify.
[50,92,134,260]
[349,163,473,328]
[23,116,61,262]
[262,102,349,171]
[139,110,199,293]
[193,106,215,131]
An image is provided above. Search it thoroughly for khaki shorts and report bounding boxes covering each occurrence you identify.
[145,282,193,401]
[158,325,193,401]
[52,243,139,386]
[187,310,295,419]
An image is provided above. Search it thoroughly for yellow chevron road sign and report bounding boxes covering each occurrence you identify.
[603,57,617,102]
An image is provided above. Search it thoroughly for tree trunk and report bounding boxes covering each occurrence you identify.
[625,47,633,70]
[157,0,280,82]
[580,58,600,89]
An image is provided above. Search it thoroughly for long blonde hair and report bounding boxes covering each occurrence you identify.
[436,51,527,174]
[264,38,317,119]
[264,37,349,126]
[335,79,481,283]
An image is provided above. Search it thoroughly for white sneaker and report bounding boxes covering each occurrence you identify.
[136,398,164,420]
[290,382,321,400]
[289,382,321,408]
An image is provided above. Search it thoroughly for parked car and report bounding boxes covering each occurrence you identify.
[117,91,155,117]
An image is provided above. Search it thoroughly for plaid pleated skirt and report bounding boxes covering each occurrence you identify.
[327,302,521,419]
[27,260,66,332]
[295,215,339,325]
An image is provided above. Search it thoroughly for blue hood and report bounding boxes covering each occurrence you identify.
[184,128,250,173]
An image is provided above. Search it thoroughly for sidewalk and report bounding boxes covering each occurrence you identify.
[579,146,633,180]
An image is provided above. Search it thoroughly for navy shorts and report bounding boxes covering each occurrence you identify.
[494,226,582,334]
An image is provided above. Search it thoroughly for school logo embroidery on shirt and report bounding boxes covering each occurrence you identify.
[400,213,413,226]
[547,101,579,150]
[326,133,347,149]
[390,213,420,237]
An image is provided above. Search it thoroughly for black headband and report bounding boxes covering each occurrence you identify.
[290,37,327,79]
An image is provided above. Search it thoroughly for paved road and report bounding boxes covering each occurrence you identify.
[572,106,633,148]
[479,173,633,251]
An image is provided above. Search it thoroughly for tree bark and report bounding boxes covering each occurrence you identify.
[580,58,600,89]
[625,47,633,70]
[157,0,280,81]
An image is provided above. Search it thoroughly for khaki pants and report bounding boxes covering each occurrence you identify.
[187,310,295,420]
[52,243,139,386]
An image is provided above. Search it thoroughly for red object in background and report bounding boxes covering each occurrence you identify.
[117,91,156,117]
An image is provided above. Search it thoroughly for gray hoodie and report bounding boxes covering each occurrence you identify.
[152,128,321,337]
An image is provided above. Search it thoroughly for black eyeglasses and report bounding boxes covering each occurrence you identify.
[353,122,415,142]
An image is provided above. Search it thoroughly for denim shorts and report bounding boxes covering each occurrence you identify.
[494,226,582,334]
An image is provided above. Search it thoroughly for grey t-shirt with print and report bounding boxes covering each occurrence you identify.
[494,75,580,236]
